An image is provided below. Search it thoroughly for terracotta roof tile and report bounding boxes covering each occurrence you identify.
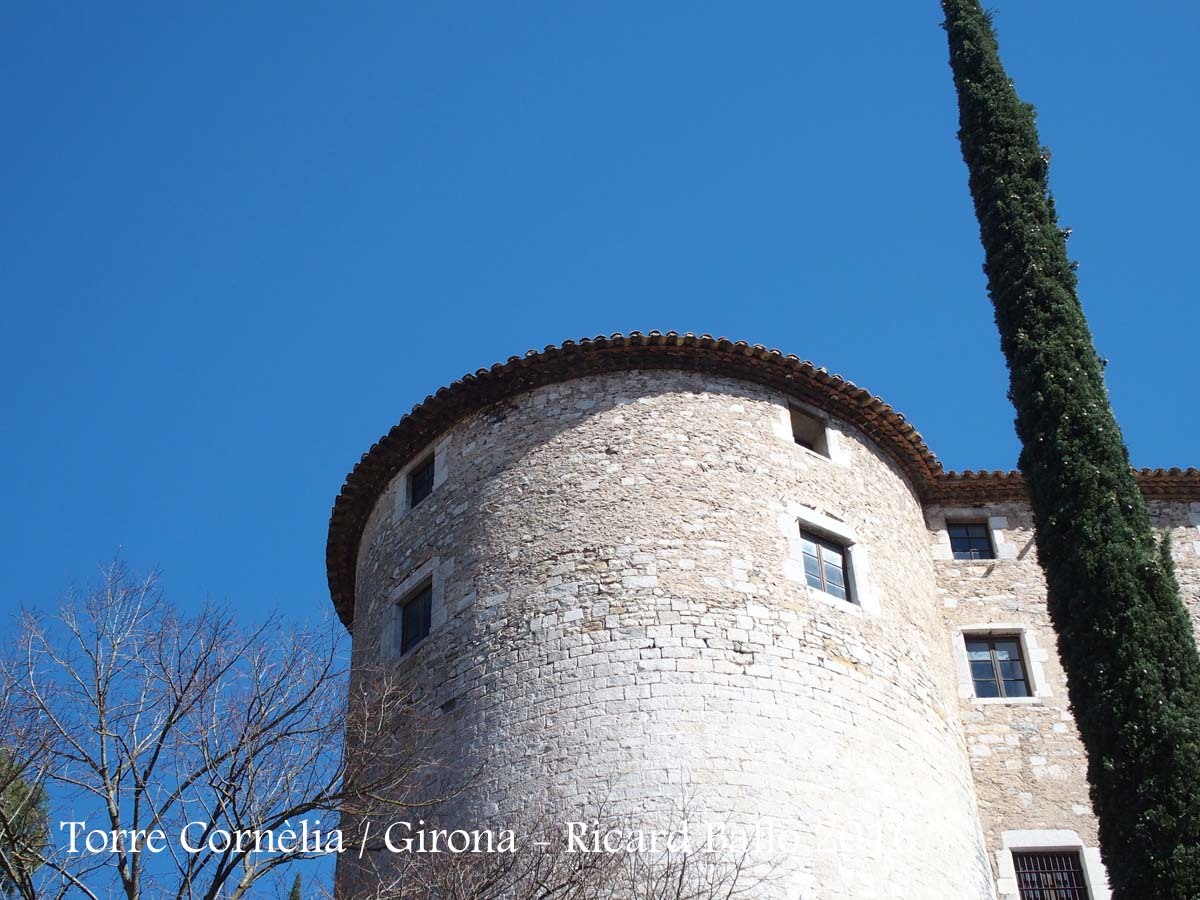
[325,332,1198,627]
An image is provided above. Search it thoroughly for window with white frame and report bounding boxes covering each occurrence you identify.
[931,512,1016,562]
[800,529,851,602]
[383,558,446,663]
[953,626,1051,702]
[948,521,995,560]
[779,504,878,614]
[967,634,1030,698]
[997,831,1109,900]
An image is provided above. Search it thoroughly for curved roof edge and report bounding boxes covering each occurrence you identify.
[326,331,1200,628]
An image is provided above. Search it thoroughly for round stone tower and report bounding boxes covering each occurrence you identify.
[328,332,995,899]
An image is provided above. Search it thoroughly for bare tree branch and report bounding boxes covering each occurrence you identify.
[0,562,444,900]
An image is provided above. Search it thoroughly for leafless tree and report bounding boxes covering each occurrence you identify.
[0,562,438,900]
[1,564,777,900]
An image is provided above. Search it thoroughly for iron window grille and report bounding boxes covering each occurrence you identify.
[800,530,851,602]
[966,635,1030,698]
[409,456,435,509]
[948,522,995,560]
[1012,850,1090,900]
[400,583,433,655]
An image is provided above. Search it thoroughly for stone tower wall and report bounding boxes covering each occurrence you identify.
[928,498,1200,897]
[348,369,994,899]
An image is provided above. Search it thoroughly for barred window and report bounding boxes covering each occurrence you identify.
[400,583,433,655]
[1013,850,1090,900]
[967,635,1030,698]
[800,530,850,602]
[409,456,435,509]
[948,522,994,560]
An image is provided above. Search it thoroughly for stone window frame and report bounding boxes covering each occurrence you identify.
[789,405,830,457]
[770,399,850,467]
[996,830,1110,900]
[953,624,1051,704]
[393,435,452,517]
[408,456,436,509]
[1189,502,1200,557]
[947,521,996,560]
[799,528,852,601]
[384,557,448,662]
[930,510,1018,562]
[398,582,433,654]
[780,503,879,616]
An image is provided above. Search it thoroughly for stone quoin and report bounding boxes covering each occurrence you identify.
[327,332,1200,900]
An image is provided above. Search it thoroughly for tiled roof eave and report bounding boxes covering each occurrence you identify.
[930,468,1200,503]
[325,331,1199,629]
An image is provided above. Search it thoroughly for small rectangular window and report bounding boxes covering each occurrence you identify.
[948,522,994,560]
[409,456,435,509]
[1013,850,1090,899]
[800,529,851,602]
[789,407,829,457]
[966,635,1030,698]
[400,583,433,655]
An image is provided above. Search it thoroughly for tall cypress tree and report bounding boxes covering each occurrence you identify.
[941,2,1200,896]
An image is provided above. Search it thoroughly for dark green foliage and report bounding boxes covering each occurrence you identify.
[288,872,303,900]
[941,2,1200,896]
[0,751,47,897]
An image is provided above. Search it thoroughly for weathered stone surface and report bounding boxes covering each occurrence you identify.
[336,363,1199,899]
[929,499,1199,899]
[345,370,995,898]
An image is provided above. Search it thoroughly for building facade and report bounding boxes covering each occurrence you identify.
[327,332,1200,899]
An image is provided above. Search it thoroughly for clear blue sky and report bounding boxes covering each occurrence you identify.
[2,1,1196,623]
